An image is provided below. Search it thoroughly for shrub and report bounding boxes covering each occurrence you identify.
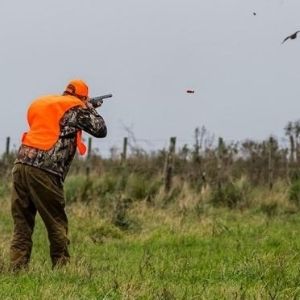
[260,202,278,217]
[112,196,141,231]
[126,174,151,200]
[210,181,247,208]
[94,174,118,196]
[289,180,300,206]
[64,175,91,204]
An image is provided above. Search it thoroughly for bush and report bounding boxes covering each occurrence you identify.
[94,174,118,196]
[260,202,278,217]
[112,196,141,231]
[125,174,161,201]
[210,181,247,209]
[126,174,149,200]
[64,175,92,203]
[289,180,300,206]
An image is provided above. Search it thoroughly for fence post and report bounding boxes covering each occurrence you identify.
[268,137,274,190]
[121,137,128,163]
[164,137,176,192]
[290,134,295,162]
[217,137,224,190]
[86,137,92,177]
[87,137,92,159]
[6,137,10,155]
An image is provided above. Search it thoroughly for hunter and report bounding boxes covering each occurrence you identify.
[10,79,107,270]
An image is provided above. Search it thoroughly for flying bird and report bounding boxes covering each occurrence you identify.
[282,31,300,44]
[186,90,195,94]
[253,12,256,16]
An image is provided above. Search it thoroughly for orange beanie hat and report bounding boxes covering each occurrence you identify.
[65,79,89,97]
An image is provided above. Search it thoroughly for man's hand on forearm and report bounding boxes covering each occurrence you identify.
[87,98,103,109]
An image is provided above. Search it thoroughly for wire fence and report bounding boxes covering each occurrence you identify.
[0,133,298,192]
[0,134,291,159]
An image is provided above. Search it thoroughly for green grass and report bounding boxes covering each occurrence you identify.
[1,196,300,299]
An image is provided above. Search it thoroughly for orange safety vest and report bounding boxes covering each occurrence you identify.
[22,95,87,155]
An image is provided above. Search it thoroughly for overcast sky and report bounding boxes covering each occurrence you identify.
[0,0,299,154]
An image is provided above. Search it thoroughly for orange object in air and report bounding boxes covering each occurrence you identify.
[22,95,87,155]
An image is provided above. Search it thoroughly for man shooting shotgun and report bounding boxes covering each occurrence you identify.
[10,79,107,270]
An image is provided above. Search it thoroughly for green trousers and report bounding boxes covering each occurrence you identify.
[10,163,70,270]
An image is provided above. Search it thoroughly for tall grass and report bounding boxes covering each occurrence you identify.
[1,147,300,298]
[1,194,300,299]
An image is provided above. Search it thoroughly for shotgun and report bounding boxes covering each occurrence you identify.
[89,94,113,108]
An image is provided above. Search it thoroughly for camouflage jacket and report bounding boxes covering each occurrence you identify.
[15,103,107,180]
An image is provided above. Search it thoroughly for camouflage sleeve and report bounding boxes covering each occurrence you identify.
[73,106,107,138]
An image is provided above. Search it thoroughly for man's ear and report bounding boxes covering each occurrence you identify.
[66,84,76,95]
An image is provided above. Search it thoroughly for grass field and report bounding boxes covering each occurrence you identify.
[1,186,300,300]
